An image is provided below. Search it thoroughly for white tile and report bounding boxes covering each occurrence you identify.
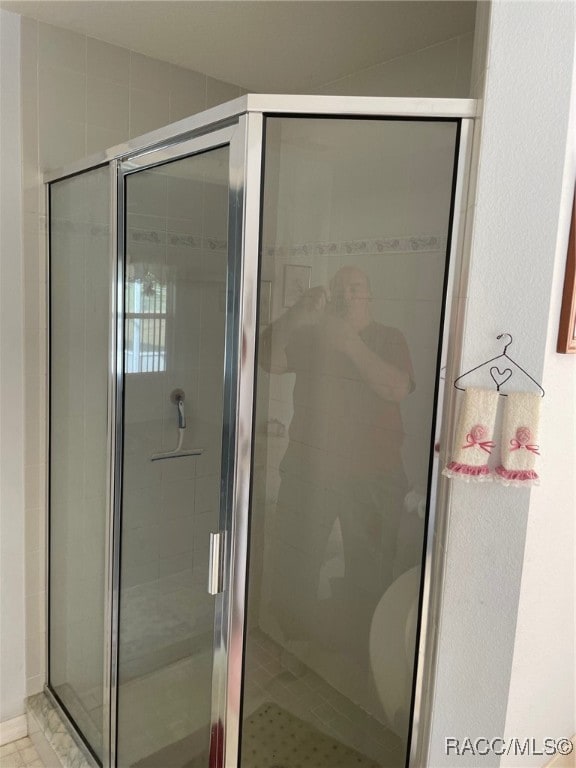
[122,525,160,567]
[84,164,111,223]
[39,22,86,72]
[25,591,45,640]
[157,517,194,559]
[205,77,239,109]
[39,65,86,126]
[39,118,86,173]
[26,675,44,698]
[124,374,164,422]
[24,399,45,469]
[25,547,44,597]
[23,333,42,392]
[21,82,39,214]
[157,554,192,580]
[165,175,204,226]
[25,631,45,680]
[122,561,159,589]
[130,51,171,93]
[87,36,130,85]
[201,182,229,239]
[50,172,86,219]
[24,464,45,512]
[194,475,220,516]
[169,65,206,121]
[161,478,196,520]
[22,212,40,286]
[129,87,170,139]
[25,506,45,556]
[20,16,38,86]
[23,277,43,343]
[1,748,24,767]
[86,124,126,156]
[87,76,129,132]
[123,484,161,530]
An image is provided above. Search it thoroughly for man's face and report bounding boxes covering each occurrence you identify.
[331,268,372,312]
[341,274,371,306]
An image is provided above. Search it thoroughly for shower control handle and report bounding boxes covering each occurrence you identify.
[208,532,225,595]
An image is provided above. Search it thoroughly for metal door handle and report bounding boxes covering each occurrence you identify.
[208,532,225,595]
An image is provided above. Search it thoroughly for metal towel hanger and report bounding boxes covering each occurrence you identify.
[454,333,545,397]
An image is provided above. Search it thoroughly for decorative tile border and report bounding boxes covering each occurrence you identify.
[50,221,445,258]
[130,228,227,253]
[263,234,447,258]
[50,221,227,254]
[50,219,110,238]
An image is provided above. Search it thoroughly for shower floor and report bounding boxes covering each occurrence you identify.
[117,628,403,768]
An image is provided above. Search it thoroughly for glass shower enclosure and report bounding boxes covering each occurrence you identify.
[46,95,474,768]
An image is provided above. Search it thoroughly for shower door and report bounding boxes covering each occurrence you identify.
[114,123,250,768]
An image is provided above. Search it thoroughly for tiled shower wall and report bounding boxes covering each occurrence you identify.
[19,17,244,697]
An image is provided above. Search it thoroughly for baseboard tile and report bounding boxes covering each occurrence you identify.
[0,714,27,746]
[28,708,63,768]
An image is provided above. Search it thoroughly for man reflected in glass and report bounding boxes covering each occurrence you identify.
[259,265,416,671]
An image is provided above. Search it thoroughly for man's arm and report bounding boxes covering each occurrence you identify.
[318,314,412,402]
[344,333,411,402]
[259,287,327,374]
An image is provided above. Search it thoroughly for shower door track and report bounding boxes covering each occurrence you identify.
[44,95,477,768]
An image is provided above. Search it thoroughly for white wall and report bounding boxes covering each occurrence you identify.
[0,9,26,724]
[428,2,576,765]
[502,16,576,764]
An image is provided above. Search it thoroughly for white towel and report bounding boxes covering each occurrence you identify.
[443,387,500,482]
[495,391,541,486]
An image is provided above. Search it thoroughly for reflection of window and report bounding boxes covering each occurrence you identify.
[125,270,168,373]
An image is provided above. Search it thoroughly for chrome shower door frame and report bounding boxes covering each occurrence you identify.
[109,117,257,768]
[44,95,477,768]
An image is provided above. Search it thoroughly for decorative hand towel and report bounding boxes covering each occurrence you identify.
[495,391,541,486]
[442,387,499,482]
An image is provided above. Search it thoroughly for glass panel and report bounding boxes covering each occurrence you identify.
[243,118,458,767]
[49,165,110,759]
[117,146,229,768]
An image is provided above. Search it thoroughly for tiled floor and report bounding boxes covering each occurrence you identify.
[114,627,403,767]
[243,629,404,768]
[22,631,403,768]
[0,738,44,768]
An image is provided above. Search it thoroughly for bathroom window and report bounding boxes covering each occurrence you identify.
[125,267,169,373]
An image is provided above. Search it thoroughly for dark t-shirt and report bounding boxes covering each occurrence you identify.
[283,321,414,481]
